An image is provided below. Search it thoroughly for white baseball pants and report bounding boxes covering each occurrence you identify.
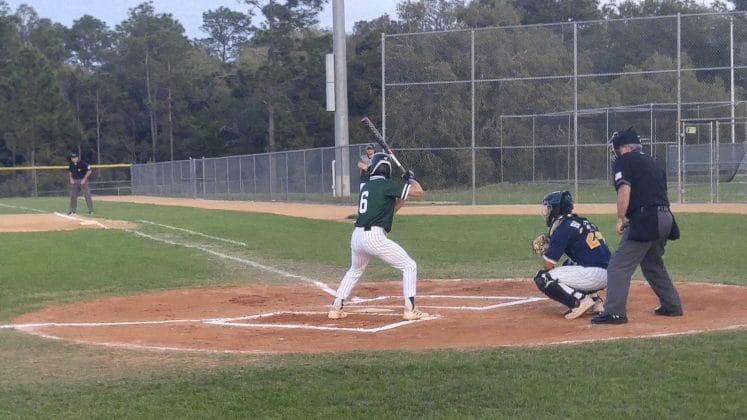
[334,226,417,310]
[548,265,607,292]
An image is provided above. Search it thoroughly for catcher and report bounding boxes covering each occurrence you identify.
[531,191,610,319]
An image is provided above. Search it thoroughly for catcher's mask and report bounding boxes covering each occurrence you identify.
[608,127,640,162]
[368,152,392,178]
[542,190,573,227]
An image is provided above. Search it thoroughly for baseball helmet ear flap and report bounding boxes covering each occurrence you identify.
[368,152,392,178]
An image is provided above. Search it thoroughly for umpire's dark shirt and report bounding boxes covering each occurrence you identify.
[69,161,90,180]
[613,151,669,218]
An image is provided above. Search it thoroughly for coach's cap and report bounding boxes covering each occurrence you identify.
[611,127,641,149]
[70,151,79,158]
[367,143,375,150]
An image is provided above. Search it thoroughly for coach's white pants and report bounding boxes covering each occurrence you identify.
[549,265,607,292]
[334,226,417,310]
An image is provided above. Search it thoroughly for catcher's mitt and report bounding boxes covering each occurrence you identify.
[531,233,550,255]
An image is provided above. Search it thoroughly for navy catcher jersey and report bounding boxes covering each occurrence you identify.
[355,176,410,232]
[613,151,669,218]
[544,215,611,268]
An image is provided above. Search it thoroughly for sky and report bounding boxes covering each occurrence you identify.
[3,0,401,38]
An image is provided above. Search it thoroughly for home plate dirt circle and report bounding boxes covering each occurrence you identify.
[10,279,747,353]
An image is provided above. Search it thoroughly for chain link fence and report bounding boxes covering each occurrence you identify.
[8,12,747,204]
[378,11,747,203]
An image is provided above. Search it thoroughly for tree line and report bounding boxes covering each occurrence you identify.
[0,0,743,174]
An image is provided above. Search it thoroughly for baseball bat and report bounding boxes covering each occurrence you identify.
[360,117,407,174]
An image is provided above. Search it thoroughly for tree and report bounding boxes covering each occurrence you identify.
[199,6,253,63]
[114,1,192,162]
[241,0,325,153]
[0,44,83,191]
[65,15,113,164]
[510,0,601,25]
[397,0,466,32]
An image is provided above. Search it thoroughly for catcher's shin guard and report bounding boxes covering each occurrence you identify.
[534,270,578,309]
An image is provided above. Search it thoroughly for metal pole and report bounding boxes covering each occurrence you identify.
[715,121,720,203]
[381,32,386,139]
[730,17,735,144]
[710,122,714,203]
[332,0,350,198]
[532,116,536,182]
[499,117,504,182]
[573,23,579,200]
[239,157,243,194]
[471,29,476,205]
[677,13,683,203]
[285,151,289,200]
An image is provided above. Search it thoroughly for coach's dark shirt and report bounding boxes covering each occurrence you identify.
[69,161,90,180]
[613,151,669,218]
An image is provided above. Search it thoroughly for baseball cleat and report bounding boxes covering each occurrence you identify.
[591,312,628,324]
[589,296,605,314]
[654,305,683,316]
[403,308,429,321]
[327,307,347,319]
[565,296,595,320]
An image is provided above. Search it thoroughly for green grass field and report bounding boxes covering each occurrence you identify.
[0,197,745,418]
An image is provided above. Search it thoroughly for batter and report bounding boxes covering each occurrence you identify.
[328,153,428,321]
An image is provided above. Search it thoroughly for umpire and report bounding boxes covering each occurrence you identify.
[68,151,94,215]
[592,128,682,325]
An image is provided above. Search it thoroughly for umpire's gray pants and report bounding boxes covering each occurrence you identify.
[604,210,681,316]
[69,180,94,214]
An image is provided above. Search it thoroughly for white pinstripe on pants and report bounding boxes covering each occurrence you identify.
[334,226,417,309]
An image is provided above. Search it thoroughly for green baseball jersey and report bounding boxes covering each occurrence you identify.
[355,176,410,232]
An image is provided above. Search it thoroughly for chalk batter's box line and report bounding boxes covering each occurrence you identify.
[209,311,439,333]
[2,294,546,334]
[349,295,547,310]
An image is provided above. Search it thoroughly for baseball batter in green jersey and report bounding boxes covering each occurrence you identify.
[328,152,429,321]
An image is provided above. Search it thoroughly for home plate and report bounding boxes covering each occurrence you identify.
[351,307,395,313]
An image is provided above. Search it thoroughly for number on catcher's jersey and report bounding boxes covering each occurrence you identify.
[585,231,605,249]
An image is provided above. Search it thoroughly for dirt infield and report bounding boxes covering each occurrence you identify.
[3,197,746,353]
[0,213,135,232]
[96,195,747,220]
[11,280,747,353]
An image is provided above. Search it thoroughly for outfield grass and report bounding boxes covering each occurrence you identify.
[0,197,745,418]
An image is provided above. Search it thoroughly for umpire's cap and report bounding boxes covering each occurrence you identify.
[70,151,79,158]
[611,127,641,149]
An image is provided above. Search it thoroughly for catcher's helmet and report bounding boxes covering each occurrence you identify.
[542,190,573,227]
[368,152,392,178]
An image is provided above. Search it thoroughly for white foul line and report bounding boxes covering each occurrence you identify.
[138,220,247,246]
[54,212,108,229]
[0,203,46,213]
[129,230,337,296]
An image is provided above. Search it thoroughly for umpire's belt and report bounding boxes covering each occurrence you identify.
[642,205,670,213]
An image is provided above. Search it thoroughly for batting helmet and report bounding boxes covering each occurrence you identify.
[542,190,573,227]
[368,152,392,178]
